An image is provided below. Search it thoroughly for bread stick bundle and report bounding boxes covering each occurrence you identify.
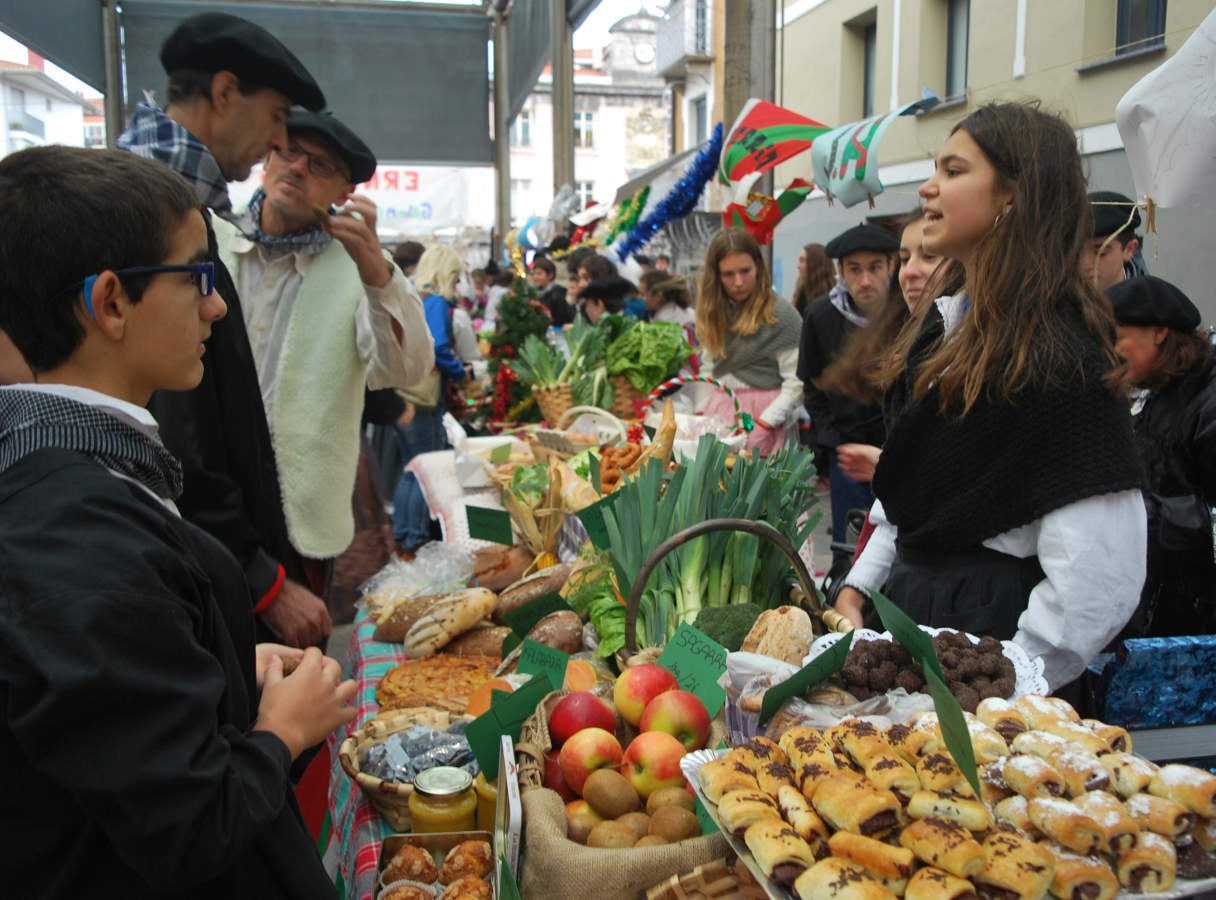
[1026,797,1103,855]
[698,754,760,803]
[1072,789,1140,853]
[1039,842,1119,900]
[743,818,822,888]
[1099,751,1158,799]
[777,783,830,844]
[827,831,917,896]
[812,772,902,837]
[1148,763,1216,818]
[1080,718,1132,753]
[906,790,993,832]
[1124,792,1194,838]
[899,817,986,879]
[975,697,1029,743]
[717,789,782,836]
[793,857,897,900]
[1046,746,1111,797]
[1001,754,1066,799]
[972,830,1055,900]
[904,866,979,900]
[1116,830,1176,893]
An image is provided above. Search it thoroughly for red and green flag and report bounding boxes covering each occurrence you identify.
[718,99,832,186]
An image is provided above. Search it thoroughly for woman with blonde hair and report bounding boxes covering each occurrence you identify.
[639,269,696,330]
[696,227,803,455]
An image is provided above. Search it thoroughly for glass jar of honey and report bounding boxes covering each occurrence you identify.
[409,766,477,834]
[474,772,498,831]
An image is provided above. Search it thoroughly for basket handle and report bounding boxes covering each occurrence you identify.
[640,375,747,436]
[622,517,853,655]
[554,405,628,444]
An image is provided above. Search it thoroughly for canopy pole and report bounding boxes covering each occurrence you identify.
[550,0,574,198]
[493,8,511,263]
[101,0,124,145]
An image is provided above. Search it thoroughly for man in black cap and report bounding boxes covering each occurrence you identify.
[797,223,899,580]
[117,13,334,648]
[1082,190,1145,292]
[215,111,431,587]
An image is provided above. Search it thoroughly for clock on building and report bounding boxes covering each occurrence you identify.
[634,43,655,64]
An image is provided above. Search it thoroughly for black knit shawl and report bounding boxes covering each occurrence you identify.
[873,303,1144,552]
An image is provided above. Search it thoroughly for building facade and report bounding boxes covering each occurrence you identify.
[0,48,100,157]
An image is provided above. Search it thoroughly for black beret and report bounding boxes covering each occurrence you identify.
[288,110,376,184]
[1089,190,1141,238]
[160,13,325,112]
[825,224,899,259]
[1108,275,1201,332]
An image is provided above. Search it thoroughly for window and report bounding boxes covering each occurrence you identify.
[510,108,531,147]
[1117,0,1166,54]
[574,111,594,149]
[694,0,709,54]
[861,22,877,118]
[691,95,708,145]
[575,180,595,209]
[945,0,969,100]
[83,122,105,148]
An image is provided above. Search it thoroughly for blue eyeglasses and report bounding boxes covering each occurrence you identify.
[77,263,216,319]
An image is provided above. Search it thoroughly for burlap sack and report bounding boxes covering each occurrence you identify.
[520,788,728,900]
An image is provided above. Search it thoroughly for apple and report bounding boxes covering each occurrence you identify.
[639,689,711,751]
[620,730,687,799]
[548,691,616,748]
[544,749,577,802]
[613,663,679,727]
[565,798,604,844]
[558,727,623,796]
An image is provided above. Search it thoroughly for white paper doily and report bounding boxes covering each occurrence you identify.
[804,625,1048,698]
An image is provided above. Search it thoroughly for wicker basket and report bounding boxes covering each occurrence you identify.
[645,856,767,899]
[533,383,574,426]
[609,375,648,420]
[338,707,473,832]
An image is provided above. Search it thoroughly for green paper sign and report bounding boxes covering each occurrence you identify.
[576,491,620,550]
[758,630,855,725]
[489,442,513,464]
[466,504,514,545]
[498,855,523,900]
[467,672,554,781]
[502,591,572,639]
[517,639,570,693]
[868,589,980,798]
[694,793,719,836]
[656,623,728,716]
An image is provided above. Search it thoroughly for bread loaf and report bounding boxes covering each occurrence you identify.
[440,624,512,657]
[740,606,814,665]
[472,543,535,591]
[373,594,441,643]
[493,563,574,624]
[525,610,582,653]
[403,588,497,658]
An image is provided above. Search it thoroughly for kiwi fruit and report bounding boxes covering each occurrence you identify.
[582,769,640,820]
[646,785,695,816]
[615,811,651,840]
[633,835,668,848]
[648,805,701,843]
[587,820,638,849]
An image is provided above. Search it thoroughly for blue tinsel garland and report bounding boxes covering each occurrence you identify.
[616,122,724,260]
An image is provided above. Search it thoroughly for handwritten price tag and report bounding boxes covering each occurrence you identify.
[657,623,728,716]
[516,639,569,692]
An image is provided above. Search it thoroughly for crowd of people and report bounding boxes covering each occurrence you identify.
[0,8,1212,898]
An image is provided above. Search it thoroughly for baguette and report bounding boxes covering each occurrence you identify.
[898,817,985,878]
[402,588,498,658]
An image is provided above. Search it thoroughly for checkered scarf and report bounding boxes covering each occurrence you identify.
[0,389,183,499]
[246,187,333,257]
[116,102,234,219]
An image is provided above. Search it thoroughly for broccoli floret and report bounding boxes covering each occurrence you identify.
[692,603,764,652]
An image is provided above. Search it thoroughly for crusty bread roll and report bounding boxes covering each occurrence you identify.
[741,605,814,665]
[472,543,534,591]
[373,593,441,643]
[492,564,574,624]
[403,588,497,658]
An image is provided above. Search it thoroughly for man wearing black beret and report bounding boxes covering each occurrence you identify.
[1082,190,1145,291]
[117,13,335,649]
[216,111,431,583]
[797,223,899,581]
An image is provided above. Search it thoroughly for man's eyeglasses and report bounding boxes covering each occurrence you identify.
[72,263,216,319]
[274,142,348,181]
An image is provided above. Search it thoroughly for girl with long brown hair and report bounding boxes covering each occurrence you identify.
[791,242,836,316]
[638,269,695,329]
[696,228,804,455]
[833,102,1146,693]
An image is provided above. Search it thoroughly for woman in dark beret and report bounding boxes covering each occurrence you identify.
[1109,275,1216,636]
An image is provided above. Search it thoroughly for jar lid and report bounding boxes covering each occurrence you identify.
[414,766,474,798]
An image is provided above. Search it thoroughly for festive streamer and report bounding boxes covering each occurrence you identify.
[616,123,724,260]
[603,186,650,246]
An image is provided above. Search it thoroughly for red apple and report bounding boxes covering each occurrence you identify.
[613,663,679,727]
[558,727,623,796]
[639,689,712,751]
[620,730,687,799]
[544,749,577,802]
[548,691,616,748]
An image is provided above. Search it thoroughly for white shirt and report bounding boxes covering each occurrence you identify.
[230,236,430,418]
[843,293,1147,689]
[652,303,696,329]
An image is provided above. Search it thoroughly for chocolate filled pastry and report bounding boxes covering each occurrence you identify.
[972,829,1055,900]
[717,789,781,836]
[699,755,760,803]
[439,875,491,900]
[917,752,977,798]
[1072,790,1140,853]
[1125,792,1194,838]
[778,783,830,843]
[1011,729,1073,762]
[1080,718,1132,753]
[1040,842,1119,900]
[976,698,1029,744]
[886,722,938,762]
[964,717,1010,764]
[1046,746,1111,797]
[1001,754,1066,799]
[898,817,986,878]
[780,727,833,769]
[1099,751,1158,799]
[840,732,921,798]
[795,759,839,801]
[1193,815,1216,853]
[904,866,979,900]
[907,790,993,832]
[793,857,898,900]
[812,771,902,837]
[1038,720,1112,757]
[1027,796,1103,855]
[438,840,493,884]
[1012,694,1081,729]
[742,735,789,767]
[744,817,823,886]
[993,794,1041,838]
[1116,830,1176,893]
[383,844,440,885]
[755,759,797,797]
[827,830,916,895]
[1148,763,1216,818]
